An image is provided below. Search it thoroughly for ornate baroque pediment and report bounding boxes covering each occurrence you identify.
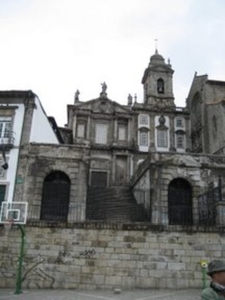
[75,98,131,115]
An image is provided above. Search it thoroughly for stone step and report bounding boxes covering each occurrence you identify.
[86,187,148,222]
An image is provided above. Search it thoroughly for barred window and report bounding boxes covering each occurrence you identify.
[41,171,70,222]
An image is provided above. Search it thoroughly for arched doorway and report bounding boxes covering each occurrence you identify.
[41,171,70,221]
[168,178,192,225]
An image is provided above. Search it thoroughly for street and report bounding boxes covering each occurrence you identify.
[0,289,201,300]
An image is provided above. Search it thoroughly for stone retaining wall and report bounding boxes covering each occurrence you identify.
[0,224,223,290]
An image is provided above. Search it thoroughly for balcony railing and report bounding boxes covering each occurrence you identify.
[0,131,15,148]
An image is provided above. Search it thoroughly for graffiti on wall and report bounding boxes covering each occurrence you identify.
[79,249,96,259]
[0,254,55,289]
[54,248,96,263]
[0,248,96,288]
[54,251,72,264]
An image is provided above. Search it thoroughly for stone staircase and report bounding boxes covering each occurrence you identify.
[86,187,148,222]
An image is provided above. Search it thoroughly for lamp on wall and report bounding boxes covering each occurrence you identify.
[2,162,8,170]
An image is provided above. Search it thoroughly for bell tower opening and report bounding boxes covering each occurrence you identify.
[157,78,164,94]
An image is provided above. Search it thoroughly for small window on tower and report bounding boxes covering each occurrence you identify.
[157,78,164,94]
[176,118,184,128]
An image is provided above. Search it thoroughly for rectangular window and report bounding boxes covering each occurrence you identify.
[95,123,108,144]
[177,134,185,148]
[0,117,12,138]
[139,114,149,126]
[140,131,148,146]
[157,130,167,147]
[77,124,85,138]
[118,126,126,141]
[176,118,184,128]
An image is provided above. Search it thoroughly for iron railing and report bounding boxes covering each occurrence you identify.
[0,131,15,147]
[28,203,86,223]
[198,184,222,226]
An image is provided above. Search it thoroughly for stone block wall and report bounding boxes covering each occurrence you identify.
[0,224,223,290]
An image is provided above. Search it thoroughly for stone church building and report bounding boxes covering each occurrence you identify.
[18,50,225,225]
[14,49,225,227]
[1,50,225,290]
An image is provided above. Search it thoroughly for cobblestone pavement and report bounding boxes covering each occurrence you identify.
[0,289,201,300]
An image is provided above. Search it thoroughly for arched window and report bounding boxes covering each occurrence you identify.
[175,130,186,149]
[41,171,70,221]
[157,78,164,94]
[139,129,149,146]
[168,178,192,225]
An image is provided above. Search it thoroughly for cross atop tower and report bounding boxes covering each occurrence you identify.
[154,38,158,54]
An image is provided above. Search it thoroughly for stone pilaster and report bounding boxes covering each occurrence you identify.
[169,116,176,152]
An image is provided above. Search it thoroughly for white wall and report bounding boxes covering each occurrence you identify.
[0,97,58,205]
[29,97,59,144]
[0,104,25,203]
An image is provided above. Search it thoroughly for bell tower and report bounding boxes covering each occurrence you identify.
[141,49,175,109]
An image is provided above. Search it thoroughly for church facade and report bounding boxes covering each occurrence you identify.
[11,49,225,228]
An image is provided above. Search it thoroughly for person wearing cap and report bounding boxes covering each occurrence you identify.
[202,260,225,299]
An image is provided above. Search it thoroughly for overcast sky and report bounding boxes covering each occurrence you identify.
[0,0,225,126]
